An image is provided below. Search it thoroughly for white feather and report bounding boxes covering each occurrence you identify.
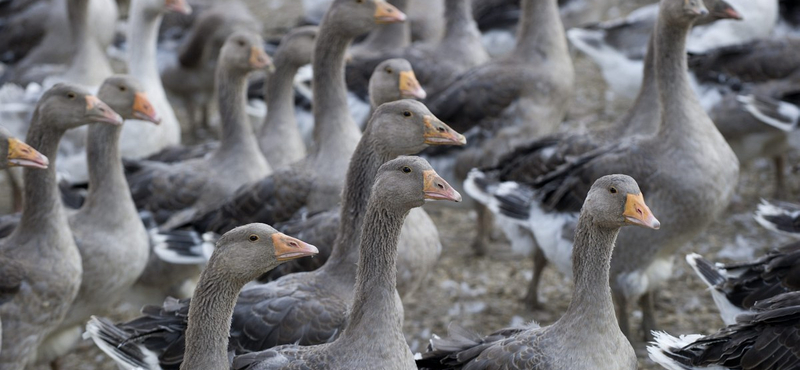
[84,316,160,370]
[647,332,728,370]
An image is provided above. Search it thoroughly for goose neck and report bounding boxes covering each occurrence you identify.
[181,261,243,370]
[83,123,128,208]
[556,213,620,331]
[654,13,704,139]
[127,2,162,86]
[215,66,260,155]
[513,0,567,60]
[311,19,362,151]
[340,199,407,337]
[441,0,476,43]
[18,117,67,234]
[619,34,660,135]
[323,136,389,273]
[262,61,300,138]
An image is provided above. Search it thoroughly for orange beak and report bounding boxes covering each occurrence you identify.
[374,0,406,24]
[165,0,192,14]
[399,70,426,100]
[423,169,462,202]
[7,138,48,169]
[623,193,660,229]
[423,115,466,146]
[85,95,123,126]
[271,233,319,262]
[250,46,274,71]
[132,92,161,124]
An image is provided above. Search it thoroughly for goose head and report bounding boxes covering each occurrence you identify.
[35,84,123,131]
[326,0,406,37]
[164,0,191,14]
[97,75,160,124]
[210,223,318,284]
[275,26,318,68]
[706,0,742,21]
[369,58,426,106]
[0,126,48,169]
[661,0,709,23]
[584,174,660,230]
[220,31,273,74]
[373,156,462,210]
[367,100,466,156]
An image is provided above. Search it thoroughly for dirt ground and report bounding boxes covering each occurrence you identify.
[35,0,800,369]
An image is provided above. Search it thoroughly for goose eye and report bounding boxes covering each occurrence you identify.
[119,86,127,92]
[402,166,412,173]
[67,92,76,99]
[237,40,246,47]
[609,187,617,194]
[385,67,393,74]
[249,234,259,242]
[356,0,363,3]
[403,111,411,117]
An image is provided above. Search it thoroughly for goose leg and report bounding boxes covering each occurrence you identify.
[524,246,548,310]
[773,154,786,199]
[639,291,657,342]
[471,203,493,256]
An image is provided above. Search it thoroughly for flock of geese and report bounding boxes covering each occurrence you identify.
[0,0,798,369]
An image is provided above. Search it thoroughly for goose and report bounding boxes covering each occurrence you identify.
[347,0,411,60]
[755,199,800,236]
[160,0,261,137]
[421,0,574,256]
[649,291,800,370]
[87,224,319,370]
[0,84,122,369]
[478,1,731,309]
[346,0,488,99]
[566,0,757,99]
[0,126,48,353]
[258,26,317,168]
[126,31,272,228]
[685,245,800,325]
[86,100,465,368]
[417,175,660,370]
[119,0,191,160]
[231,157,461,370]
[162,0,406,235]
[464,0,739,341]
[33,75,160,365]
[0,0,118,86]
